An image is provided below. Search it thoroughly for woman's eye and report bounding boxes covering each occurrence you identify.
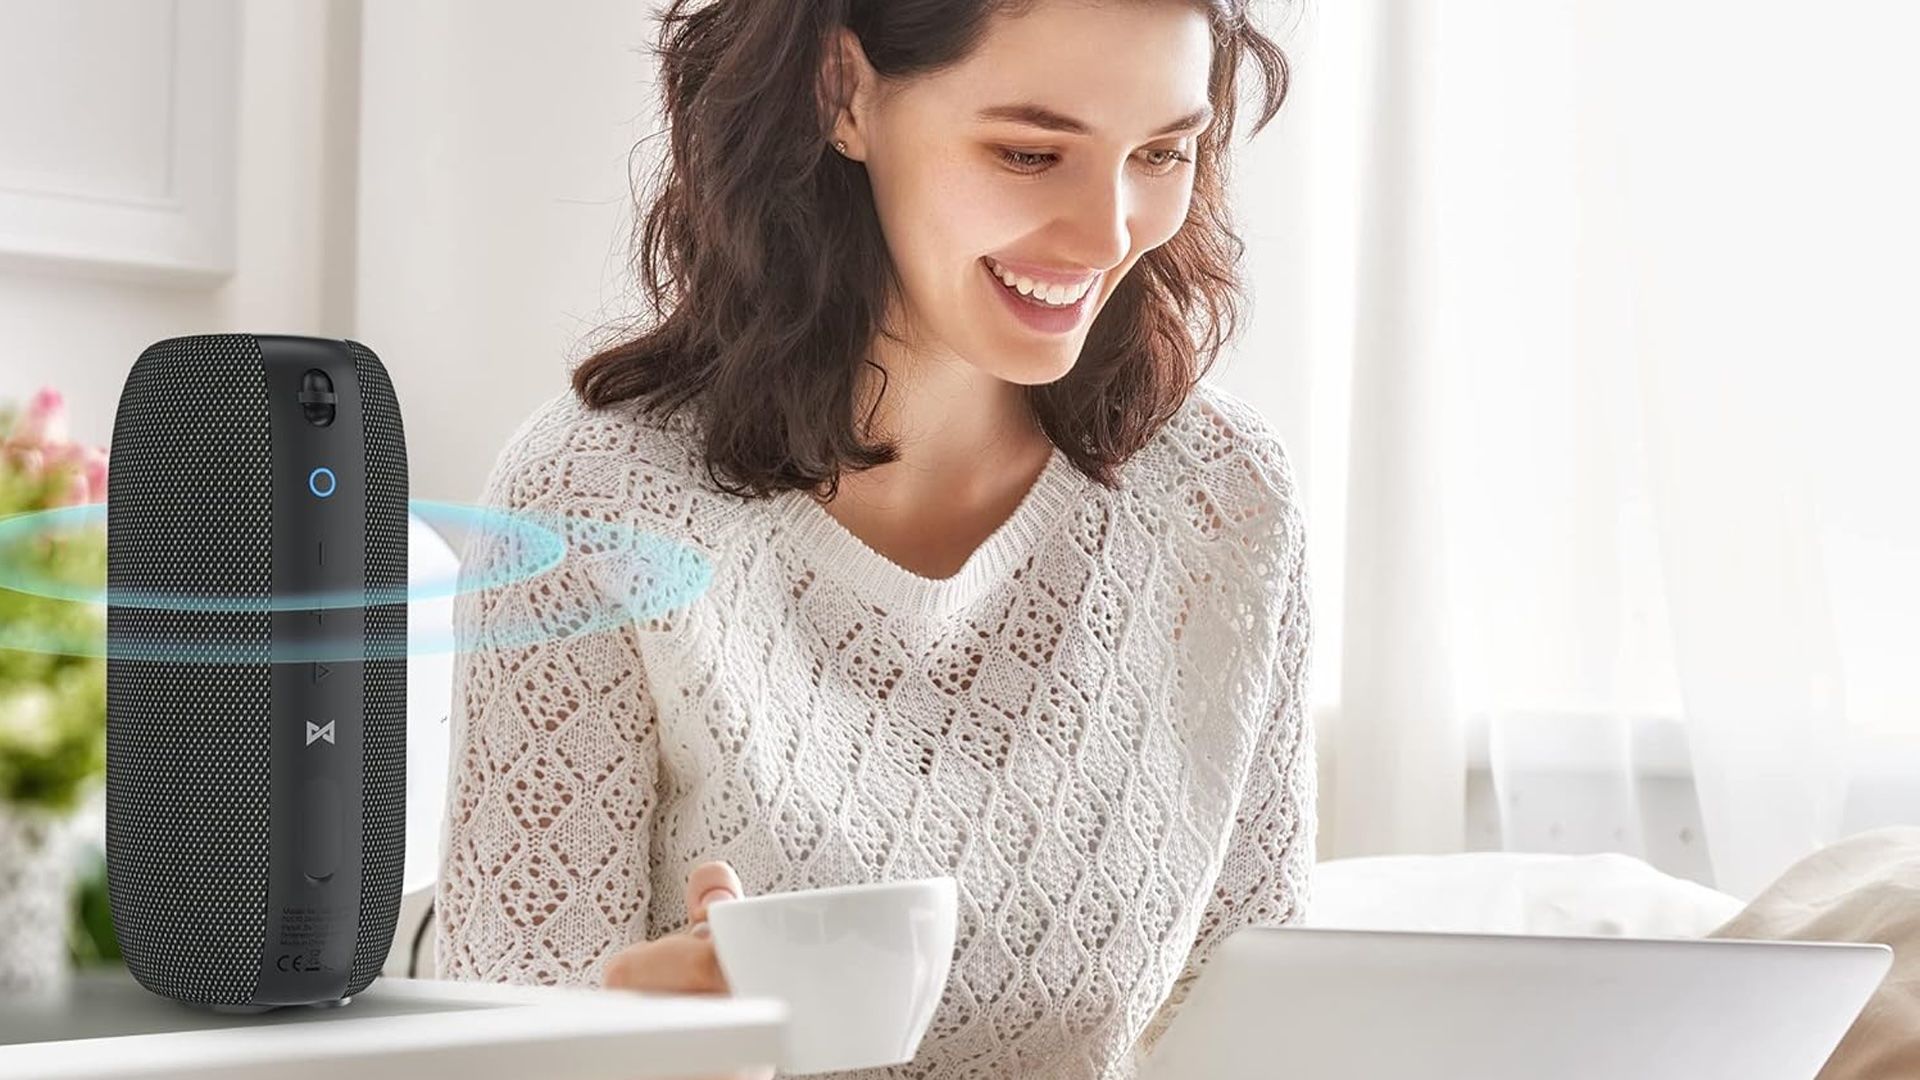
[1140,148,1194,175]
[993,146,1194,176]
[997,148,1057,173]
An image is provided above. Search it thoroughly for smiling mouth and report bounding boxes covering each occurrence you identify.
[981,257,1098,308]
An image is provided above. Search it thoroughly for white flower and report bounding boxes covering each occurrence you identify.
[0,686,60,755]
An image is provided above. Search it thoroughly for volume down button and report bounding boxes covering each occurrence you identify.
[302,775,342,882]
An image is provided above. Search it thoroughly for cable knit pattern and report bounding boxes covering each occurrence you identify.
[435,378,1316,1079]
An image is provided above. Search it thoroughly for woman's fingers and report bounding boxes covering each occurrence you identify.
[684,859,745,925]
[602,932,728,994]
[600,862,746,999]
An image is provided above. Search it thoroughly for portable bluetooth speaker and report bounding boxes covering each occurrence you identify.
[105,333,407,1011]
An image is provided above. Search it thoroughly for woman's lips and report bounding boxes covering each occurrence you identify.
[982,257,1096,334]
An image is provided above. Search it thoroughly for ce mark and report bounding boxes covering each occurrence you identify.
[276,953,322,973]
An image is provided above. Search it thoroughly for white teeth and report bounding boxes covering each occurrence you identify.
[986,258,1093,307]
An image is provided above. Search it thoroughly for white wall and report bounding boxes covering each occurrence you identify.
[0,0,650,503]
[0,0,357,449]
[355,0,663,502]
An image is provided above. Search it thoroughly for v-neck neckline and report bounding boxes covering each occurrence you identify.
[777,444,1081,619]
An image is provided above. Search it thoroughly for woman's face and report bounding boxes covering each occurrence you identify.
[841,0,1215,387]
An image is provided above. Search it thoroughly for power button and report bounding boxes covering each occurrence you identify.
[308,466,336,498]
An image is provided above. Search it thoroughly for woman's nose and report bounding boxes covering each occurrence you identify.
[1061,174,1131,273]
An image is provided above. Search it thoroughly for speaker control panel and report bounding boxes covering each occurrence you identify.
[256,336,368,1005]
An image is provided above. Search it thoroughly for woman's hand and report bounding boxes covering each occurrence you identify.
[604,861,772,1080]
[602,859,745,994]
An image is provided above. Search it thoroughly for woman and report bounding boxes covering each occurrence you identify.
[436,0,1313,1075]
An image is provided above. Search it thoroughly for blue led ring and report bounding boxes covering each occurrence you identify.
[308,466,337,498]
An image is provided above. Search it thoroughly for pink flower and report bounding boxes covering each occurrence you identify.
[82,444,108,503]
[7,387,69,446]
[3,388,108,505]
[33,441,107,507]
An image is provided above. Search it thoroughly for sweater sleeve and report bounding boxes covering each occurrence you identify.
[434,431,664,989]
[1134,486,1318,1061]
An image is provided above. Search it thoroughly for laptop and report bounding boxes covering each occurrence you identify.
[1138,926,1891,1080]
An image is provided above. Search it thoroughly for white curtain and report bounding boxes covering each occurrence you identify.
[1307,0,1920,898]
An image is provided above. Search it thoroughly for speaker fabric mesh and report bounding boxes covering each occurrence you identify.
[106,334,275,1005]
[346,339,407,996]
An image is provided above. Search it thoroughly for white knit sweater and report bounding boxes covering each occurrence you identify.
[435,379,1316,1079]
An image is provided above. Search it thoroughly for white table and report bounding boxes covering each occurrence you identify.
[0,967,787,1080]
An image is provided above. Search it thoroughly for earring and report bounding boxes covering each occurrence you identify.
[833,139,848,155]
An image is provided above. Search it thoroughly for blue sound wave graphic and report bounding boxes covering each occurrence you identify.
[0,500,713,662]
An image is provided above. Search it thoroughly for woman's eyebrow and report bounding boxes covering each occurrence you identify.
[973,102,1214,137]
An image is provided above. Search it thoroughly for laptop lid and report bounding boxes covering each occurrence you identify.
[1140,926,1891,1080]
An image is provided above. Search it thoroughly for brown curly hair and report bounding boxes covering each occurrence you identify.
[572,0,1291,498]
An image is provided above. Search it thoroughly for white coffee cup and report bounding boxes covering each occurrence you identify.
[706,876,959,1075]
